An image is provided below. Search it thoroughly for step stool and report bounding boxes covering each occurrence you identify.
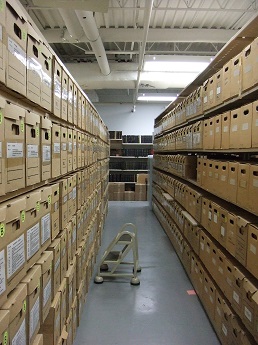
[94,223,141,285]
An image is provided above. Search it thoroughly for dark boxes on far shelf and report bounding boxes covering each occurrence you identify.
[141,135,153,143]
[122,135,140,143]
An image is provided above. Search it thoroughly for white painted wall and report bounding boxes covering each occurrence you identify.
[95,103,167,135]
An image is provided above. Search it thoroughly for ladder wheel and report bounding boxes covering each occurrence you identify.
[100,263,109,271]
[133,266,141,273]
[130,277,140,286]
[94,276,104,284]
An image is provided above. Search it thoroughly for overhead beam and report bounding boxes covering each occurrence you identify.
[43,28,237,44]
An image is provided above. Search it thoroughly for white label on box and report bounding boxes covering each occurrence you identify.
[72,187,76,199]
[27,223,40,259]
[12,318,26,345]
[204,96,208,104]
[214,214,218,223]
[256,119,258,127]
[43,145,51,162]
[215,127,220,133]
[54,143,60,154]
[230,178,236,186]
[208,211,212,220]
[244,306,252,322]
[223,126,228,133]
[69,285,73,301]
[54,257,60,272]
[242,123,249,131]
[221,226,225,236]
[30,297,40,339]
[62,143,67,151]
[43,279,51,307]
[7,234,25,279]
[221,175,226,182]
[206,246,210,254]
[233,291,239,304]
[74,142,76,150]
[8,37,26,66]
[222,324,227,336]
[41,213,51,245]
[209,130,213,136]
[72,227,76,243]
[204,286,208,293]
[253,179,258,188]
[54,201,58,212]
[219,266,223,274]
[69,192,72,200]
[0,25,2,41]
[212,258,216,265]
[250,243,256,255]
[216,86,221,95]
[68,142,72,152]
[232,125,238,132]
[64,195,68,204]
[234,69,240,77]
[0,142,2,158]
[216,306,221,316]
[209,296,214,304]
[0,249,6,294]
[27,145,39,158]
[7,143,23,158]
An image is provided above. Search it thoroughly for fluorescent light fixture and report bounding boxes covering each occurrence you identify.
[144,55,211,73]
[137,94,177,102]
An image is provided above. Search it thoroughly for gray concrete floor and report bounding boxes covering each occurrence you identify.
[74,201,221,345]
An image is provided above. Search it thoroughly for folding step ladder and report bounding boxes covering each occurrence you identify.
[94,223,141,285]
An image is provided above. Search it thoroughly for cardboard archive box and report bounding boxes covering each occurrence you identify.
[61,68,68,122]
[60,126,67,176]
[57,230,67,282]
[40,116,52,181]
[59,178,68,230]
[40,291,61,345]
[67,77,73,124]
[77,131,82,169]
[81,96,86,131]
[221,111,230,149]
[65,259,76,319]
[51,123,61,178]
[0,310,9,345]
[72,129,77,170]
[40,42,52,112]
[25,189,42,268]
[1,283,27,345]
[21,265,41,345]
[26,24,42,105]
[25,110,40,186]
[71,174,77,216]
[246,224,258,279]
[5,101,26,193]
[58,279,67,332]
[230,53,242,99]
[39,186,52,250]
[249,164,258,215]
[67,176,73,223]
[35,251,53,323]
[0,96,5,196]
[67,128,73,173]
[0,0,5,85]
[52,57,61,118]
[71,297,77,343]
[45,238,61,300]
[5,0,27,96]
[0,195,27,299]
[73,84,78,126]
[77,90,82,129]
[50,183,60,240]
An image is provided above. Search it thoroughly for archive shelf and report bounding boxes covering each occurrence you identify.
[152,12,258,345]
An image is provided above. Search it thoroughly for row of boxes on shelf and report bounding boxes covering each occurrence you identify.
[153,154,197,180]
[154,35,258,136]
[0,96,109,195]
[0,0,109,139]
[153,169,258,280]
[197,157,258,215]
[153,199,257,345]
[0,171,106,309]
[0,207,103,345]
[154,100,258,151]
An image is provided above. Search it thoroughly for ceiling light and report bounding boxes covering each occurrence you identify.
[144,55,211,73]
[137,95,177,102]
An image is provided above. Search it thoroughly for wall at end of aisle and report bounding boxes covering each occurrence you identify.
[94,103,167,135]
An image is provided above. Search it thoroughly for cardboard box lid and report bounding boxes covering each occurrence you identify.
[25,190,41,212]
[5,196,26,223]
[1,283,27,319]
[6,0,27,23]
[5,102,26,121]
[27,22,42,43]
[65,259,76,283]
[47,237,61,252]
[40,186,52,202]
[21,265,41,295]
[25,110,41,126]
[0,95,6,110]
[51,183,60,203]
[0,310,9,335]
[51,291,61,309]
[243,278,258,297]
[182,211,198,226]
[36,251,53,273]
[0,203,7,223]
[41,116,52,130]
[58,278,67,294]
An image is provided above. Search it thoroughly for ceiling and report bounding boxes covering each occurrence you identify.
[18,0,258,105]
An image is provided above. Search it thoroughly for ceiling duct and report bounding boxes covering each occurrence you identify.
[75,10,110,76]
[32,0,109,12]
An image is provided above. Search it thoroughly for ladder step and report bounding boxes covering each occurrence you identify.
[105,251,120,261]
